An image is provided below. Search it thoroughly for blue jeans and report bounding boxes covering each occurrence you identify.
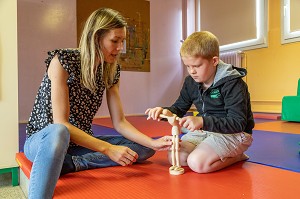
[24,124,155,199]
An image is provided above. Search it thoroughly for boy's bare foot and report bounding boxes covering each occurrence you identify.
[240,153,249,161]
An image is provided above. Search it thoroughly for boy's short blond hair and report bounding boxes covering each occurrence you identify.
[180,31,219,59]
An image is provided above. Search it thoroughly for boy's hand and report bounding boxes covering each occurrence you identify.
[161,109,173,117]
[145,107,164,120]
[179,116,203,132]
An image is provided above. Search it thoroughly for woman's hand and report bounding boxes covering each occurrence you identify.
[149,136,173,151]
[105,145,138,166]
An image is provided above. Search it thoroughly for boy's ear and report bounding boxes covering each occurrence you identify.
[212,56,219,66]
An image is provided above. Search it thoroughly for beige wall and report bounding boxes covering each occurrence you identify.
[18,0,77,122]
[0,0,19,168]
[246,0,300,113]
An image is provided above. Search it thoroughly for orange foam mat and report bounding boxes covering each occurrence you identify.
[93,116,172,137]
[16,151,300,199]
[16,152,32,179]
[254,120,300,134]
[55,152,300,199]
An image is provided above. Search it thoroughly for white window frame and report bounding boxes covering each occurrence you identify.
[196,0,268,52]
[281,0,300,44]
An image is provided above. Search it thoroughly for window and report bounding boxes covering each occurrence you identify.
[281,0,300,44]
[196,0,268,52]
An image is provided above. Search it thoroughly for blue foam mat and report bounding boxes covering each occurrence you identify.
[92,125,120,136]
[246,130,300,172]
[19,123,27,152]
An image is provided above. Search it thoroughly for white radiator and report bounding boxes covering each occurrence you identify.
[220,51,244,68]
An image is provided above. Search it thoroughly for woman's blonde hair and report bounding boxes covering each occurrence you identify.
[79,8,127,92]
[180,31,219,59]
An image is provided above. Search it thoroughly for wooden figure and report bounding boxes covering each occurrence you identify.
[160,114,185,175]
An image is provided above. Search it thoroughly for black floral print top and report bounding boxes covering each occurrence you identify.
[26,49,120,145]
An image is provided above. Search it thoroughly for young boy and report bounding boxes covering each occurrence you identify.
[145,31,254,173]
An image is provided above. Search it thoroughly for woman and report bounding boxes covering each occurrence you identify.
[24,8,172,199]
